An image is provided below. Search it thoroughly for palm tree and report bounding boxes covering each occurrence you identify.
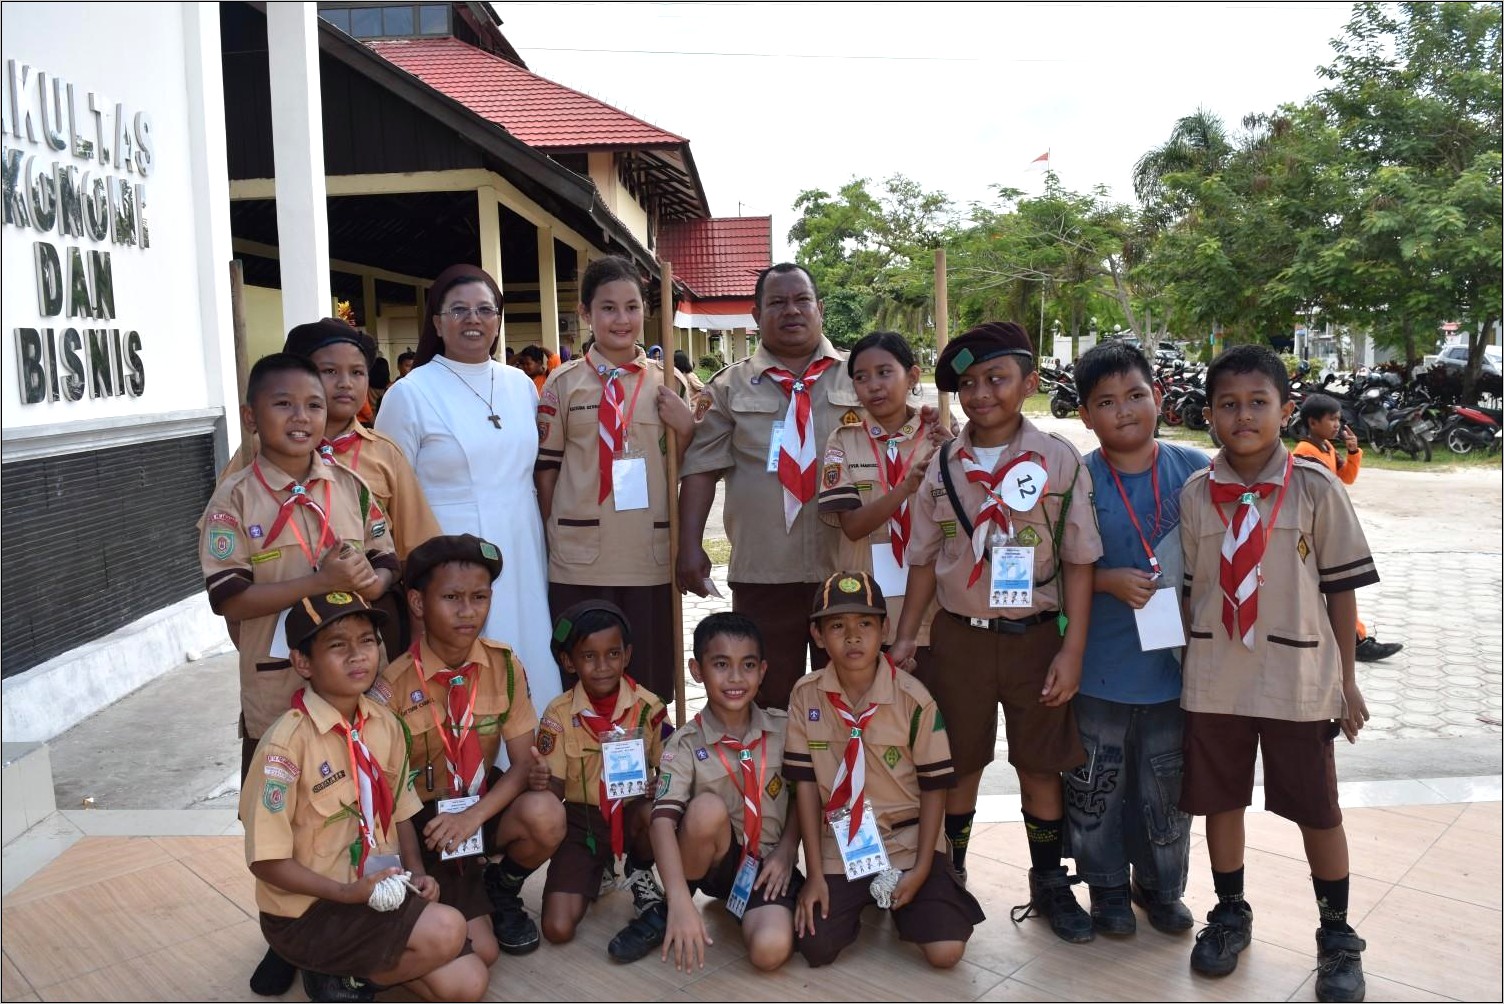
[1132,107,1233,228]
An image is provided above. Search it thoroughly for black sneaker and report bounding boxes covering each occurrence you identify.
[248,947,297,996]
[1354,637,1403,662]
[1314,927,1367,1002]
[1009,866,1094,943]
[607,900,668,963]
[484,863,541,955]
[301,971,375,1003]
[1190,900,1254,977]
[1131,881,1195,934]
[1090,884,1137,936]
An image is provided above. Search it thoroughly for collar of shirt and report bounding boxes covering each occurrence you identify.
[867,411,921,444]
[810,661,897,709]
[954,415,1047,455]
[414,637,488,682]
[750,337,843,378]
[1211,443,1291,485]
[257,454,337,487]
[585,345,648,374]
[299,688,385,735]
[568,676,638,722]
[695,703,774,746]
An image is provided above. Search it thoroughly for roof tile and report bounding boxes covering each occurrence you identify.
[658,217,773,299]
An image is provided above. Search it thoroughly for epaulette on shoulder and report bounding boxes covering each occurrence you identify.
[479,637,516,655]
[1183,466,1213,489]
[1046,430,1086,459]
[705,360,739,386]
[762,706,790,722]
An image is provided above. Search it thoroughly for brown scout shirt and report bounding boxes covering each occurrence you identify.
[199,456,400,738]
[374,637,540,801]
[535,347,680,586]
[538,678,668,808]
[241,688,421,918]
[783,662,954,874]
[817,414,939,645]
[1179,445,1380,721]
[652,704,792,858]
[908,419,1104,620]
[679,338,863,584]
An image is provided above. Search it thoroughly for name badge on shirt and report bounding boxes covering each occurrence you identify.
[990,544,1035,609]
[726,854,760,918]
[1001,461,1048,512]
[828,800,890,880]
[766,420,786,472]
[612,454,650,512]
[437,795,485,860]
[601,731,648,799]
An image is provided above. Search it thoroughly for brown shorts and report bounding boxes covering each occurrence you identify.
[1180,712,1342,829]
[730,581,831,710]
[926,612,1085,776]
[549,581,673,701]
[261,893,428,978]
[543,801,648,899]
[795,853,985,967]
[690,831,802,918]
[411,800,495,920]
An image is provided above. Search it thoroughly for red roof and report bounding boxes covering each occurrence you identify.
[658,217,772,299]
[367,37,685,149]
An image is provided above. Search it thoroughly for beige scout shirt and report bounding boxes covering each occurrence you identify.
[651,704,792,858]
[538,678,668,808]
[535,347,678,586]
[908,419,1103,620]
[375,637,539,802]
[783,663,954,874]
[679,339,863,584]
[223,425,443,562]
[242,689,421,918]
[817,414,939,645]
[1179,446,1380,721]
[200,457,400,738]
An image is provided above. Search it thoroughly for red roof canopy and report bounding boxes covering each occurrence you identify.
[658,217,772,300]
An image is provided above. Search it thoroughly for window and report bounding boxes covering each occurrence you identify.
[418,4,448,34]
[349,7,383,37]
[320,7,351,32]
[382,5,414,35]
[319,3,451,39]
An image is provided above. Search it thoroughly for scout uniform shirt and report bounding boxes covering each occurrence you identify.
[538,677,668,808]
[241,688,421,918]
[909,419,1103,620]
[818,413,938,645]
[200,457,400,738]
[375,637,539,800]
[1179,445,1380,722]
[652,704,792,858]
[680,338,862,584]
[535,347,683,586]
[783,663,954,874]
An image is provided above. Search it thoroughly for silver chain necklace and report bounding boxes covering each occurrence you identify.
[432,359,502,429]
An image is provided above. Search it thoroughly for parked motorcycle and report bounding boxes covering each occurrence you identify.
[1046,364,1079,419]
[1441,405,1502,455]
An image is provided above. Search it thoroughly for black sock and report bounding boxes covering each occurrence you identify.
[1212,866,1246,904]
[1313,875,1351,931]
[1022,812,1064,872]
[494,855,534,892]
[625,852,654,875]
[945,811,976,871]
[248,947,297,996]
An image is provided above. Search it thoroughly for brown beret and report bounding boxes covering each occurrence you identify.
[405,533,502,590]
[284,318,376,366]
[935,322,1034,392]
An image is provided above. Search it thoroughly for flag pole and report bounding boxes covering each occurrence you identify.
[934,247,951,429]
[660,262,687,727]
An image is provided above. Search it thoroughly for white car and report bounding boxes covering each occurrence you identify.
[1433,343,1502,376]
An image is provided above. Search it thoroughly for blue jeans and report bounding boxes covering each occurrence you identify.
[1064,695,1190,898]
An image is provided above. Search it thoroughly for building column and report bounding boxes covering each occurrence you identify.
[266,3,331,332]
[477,186,504,351]
[537,225,560,355]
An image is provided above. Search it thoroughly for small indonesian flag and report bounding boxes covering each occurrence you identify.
[1027,150,1050,171]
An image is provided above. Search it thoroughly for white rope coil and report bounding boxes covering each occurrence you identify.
[368,870,419,912]
[870,867,904,910]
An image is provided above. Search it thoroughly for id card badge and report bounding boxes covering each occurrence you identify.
[828,800,890,880]
[989,544,1035,609]
[1134,586,1187,651]
[601,728,648,799]
[611,452,650,512]
[766,421,786,472]
[870,540,908,598]
[726,854,760,919]
[436,795,484,860]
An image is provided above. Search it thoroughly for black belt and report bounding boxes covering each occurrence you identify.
[950,609,1058,635]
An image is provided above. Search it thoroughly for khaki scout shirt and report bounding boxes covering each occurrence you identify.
[908,419,1103,620]
[200,456,399,738]
[223,425,443,562]
[241,689,421,918]
[679,338,863,583]
[817,415,938,645]
[652,704,792,858]
[375,637,539,802]
[535,348,678,586]
[538,678,668,808]
[1179,446,1380,721]
[783,663,954,874]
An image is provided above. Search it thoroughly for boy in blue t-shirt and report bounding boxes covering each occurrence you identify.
[1069,342,1208,937]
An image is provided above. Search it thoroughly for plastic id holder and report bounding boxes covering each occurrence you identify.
[989,544,1034,609]
[601,728,648,800]
[726,854,760,918]
[612,453,649,512]
[828,800,890,880]
[436,795,484,860]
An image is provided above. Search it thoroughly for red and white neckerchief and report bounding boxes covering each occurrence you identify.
[866,415,925,566]
[954,447,1047,587]
[1209,454,1294,649]
[579,689,639,857]
[252,461,337,564]
[293,689,395,876]
[595,355,646,503]
[410,643,487,798]
[709,719,767,861]
[823,658,896,842]
[319,427,364,468]
[766,356,841,530]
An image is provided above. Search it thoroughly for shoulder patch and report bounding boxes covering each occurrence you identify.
[656,772,672,799]
[537,729,556,756]
[540,716,564,734]
[262,779,288,813]
[765,774,784,800]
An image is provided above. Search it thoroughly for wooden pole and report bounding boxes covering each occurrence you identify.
[660,263,687,727]
[229,259,255,469]
[934,247,951,429]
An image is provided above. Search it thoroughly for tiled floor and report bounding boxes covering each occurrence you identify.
[3,801,1498,1003]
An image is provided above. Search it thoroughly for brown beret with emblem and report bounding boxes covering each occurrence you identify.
[405,533,503,590]
[934,321,1034,392]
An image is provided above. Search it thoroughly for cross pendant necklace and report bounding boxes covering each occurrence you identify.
[434,359,502,429]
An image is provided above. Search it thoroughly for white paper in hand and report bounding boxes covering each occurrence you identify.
[1134,586,1186,651]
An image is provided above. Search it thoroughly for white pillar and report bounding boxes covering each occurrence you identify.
[477,186,504,352]
[537,225,560,354]
[267,2,331,332]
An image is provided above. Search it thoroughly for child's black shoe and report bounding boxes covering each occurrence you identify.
[300,971,375,1003]
[484,862,541,955]
[1010,866,1094,943]
[1314,927,1367,1002]
[1131,880,1195,933]
[1090,884,1137,936]
[1190,900,1254,977]
[607,900,668,963]
[248,947,297,996]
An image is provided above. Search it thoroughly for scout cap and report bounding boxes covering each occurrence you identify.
[551,598,631,658]
[405,533,503,590]
[284,318,376,365]
[934,321,1034,392]
[810,571,887,621]
[284,591,387,651]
